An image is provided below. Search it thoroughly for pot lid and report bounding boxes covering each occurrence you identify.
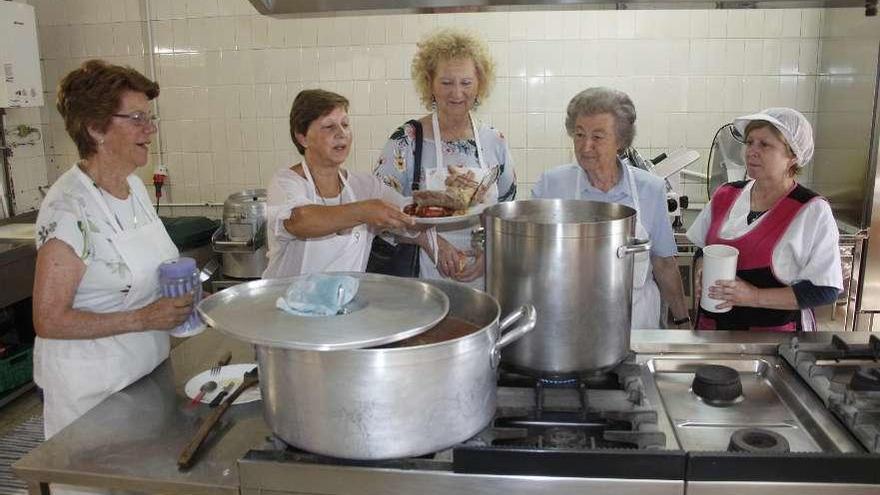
[197,273,449,351]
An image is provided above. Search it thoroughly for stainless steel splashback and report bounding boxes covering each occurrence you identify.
[247,0,871,16]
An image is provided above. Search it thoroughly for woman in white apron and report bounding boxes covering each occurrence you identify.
[531,87,690,329]
[374,28,517,288]
[263,89,414,279]
[32,61,194,495]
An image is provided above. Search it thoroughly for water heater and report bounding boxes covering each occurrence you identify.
[0,1,43,108]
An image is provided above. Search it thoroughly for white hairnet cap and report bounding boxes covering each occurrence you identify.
[733,107,814,167]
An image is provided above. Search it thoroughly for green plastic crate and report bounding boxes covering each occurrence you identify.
[0,346,33,394]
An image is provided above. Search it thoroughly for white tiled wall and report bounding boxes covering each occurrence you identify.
[20,1,877,218]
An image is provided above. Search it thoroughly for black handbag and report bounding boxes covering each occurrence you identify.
[366,120,423,278]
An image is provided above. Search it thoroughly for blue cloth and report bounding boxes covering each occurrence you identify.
[276,274,360,316]
[531,161,678,258]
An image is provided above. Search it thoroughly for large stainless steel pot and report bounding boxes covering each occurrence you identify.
[482,199,649,377]
[200,274,537,460]
[212,189,268,278]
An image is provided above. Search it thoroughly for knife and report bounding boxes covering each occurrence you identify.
[208,381,235,408]
[178,366,259,470]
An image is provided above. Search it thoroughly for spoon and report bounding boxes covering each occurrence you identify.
[188,380,217,408]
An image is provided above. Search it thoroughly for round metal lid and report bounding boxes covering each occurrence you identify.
[197,273,450,351]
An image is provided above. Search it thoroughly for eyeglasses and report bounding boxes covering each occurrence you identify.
[111,111,159,127]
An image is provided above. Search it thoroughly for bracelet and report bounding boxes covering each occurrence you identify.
[672,316,691,325]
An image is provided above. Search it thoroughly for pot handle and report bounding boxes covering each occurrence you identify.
[491,304,537,369]
[617,238,651,258]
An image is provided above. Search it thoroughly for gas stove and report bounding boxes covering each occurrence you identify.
[238,336,880,495]
[780,334,880,452]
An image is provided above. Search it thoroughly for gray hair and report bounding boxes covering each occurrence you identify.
[565,87,637,150]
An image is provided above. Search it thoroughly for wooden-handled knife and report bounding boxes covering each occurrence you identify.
[177,366,259,469]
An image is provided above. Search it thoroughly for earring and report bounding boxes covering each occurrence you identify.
[431,97,437,112]
[474,97,481,108]
[98,138,105,145]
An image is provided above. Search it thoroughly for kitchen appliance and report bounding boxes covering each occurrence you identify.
[237,332,880,495]
[482,199,650,376]
[245,0,876,16]
[706,123,748,198]
[779,335,880,452]
[624,148,701,227]
[212,189,268,279]
[198,273,538,460]
[0,2,43,109]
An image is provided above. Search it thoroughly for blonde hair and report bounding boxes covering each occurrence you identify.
[411,28,496,110]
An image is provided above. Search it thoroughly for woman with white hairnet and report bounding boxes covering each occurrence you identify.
[686,107,842,331]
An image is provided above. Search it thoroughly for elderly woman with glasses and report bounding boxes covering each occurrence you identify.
[686,108,842,331]
[31,60,193,477]
[532,87,689,329]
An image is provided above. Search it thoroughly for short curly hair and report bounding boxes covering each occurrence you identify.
[411,28,496,110]
[57,59,159,159]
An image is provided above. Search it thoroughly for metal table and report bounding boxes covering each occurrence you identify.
[12,329,271,495]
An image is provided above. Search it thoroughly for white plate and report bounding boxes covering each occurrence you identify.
[411,203,489,225]
[184,363,261,405]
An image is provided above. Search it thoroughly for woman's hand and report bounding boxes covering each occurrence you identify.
[436,236,467,278]
[707,279,759,311]
[137,293,194,330]
[358,199,415,231]
[451,250,484,282]
[693,257,703,312]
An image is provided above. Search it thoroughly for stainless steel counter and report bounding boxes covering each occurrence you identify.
[11,329,874,494]
[12,329,271,495]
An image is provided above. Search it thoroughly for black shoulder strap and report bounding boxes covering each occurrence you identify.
[406,119,423,192]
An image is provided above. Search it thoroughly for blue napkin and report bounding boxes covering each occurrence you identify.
[275,274,359,317]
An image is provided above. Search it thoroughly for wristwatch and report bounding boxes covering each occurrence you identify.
[672,316,691,325]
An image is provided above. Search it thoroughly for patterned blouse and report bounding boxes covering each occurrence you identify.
[373,120,517,201]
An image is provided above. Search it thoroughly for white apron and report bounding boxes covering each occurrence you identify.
[576,165,659,329]
[299,161,369,274]
[422,112,498,288]
[40,174,177,495]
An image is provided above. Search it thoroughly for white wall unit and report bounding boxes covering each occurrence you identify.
[0,1,43,108]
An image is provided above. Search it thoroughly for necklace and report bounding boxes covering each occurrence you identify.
[312,172,351,236]
[312,174,343,205]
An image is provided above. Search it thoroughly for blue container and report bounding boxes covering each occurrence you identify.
[158,257,205,337]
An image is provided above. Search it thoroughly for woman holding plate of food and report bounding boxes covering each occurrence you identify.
[374,28,516,287]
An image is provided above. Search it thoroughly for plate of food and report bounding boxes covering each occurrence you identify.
[405,165,499,225]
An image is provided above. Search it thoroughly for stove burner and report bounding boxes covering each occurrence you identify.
[727,428,790,454]
[850,367,880,391]
[692,364,743,406]
[539,376,578,387]
[542,427,588,449]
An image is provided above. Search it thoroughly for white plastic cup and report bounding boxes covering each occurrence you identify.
[700,244,739,314]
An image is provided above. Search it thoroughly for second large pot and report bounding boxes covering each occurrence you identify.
[254,277,536,459]
[483,199,649,377]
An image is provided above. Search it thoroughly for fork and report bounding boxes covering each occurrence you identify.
[210,351,232,377]
[468,165,501,207]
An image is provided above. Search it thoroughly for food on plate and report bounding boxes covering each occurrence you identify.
[403,203,458,218]
[408,166,488,218]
